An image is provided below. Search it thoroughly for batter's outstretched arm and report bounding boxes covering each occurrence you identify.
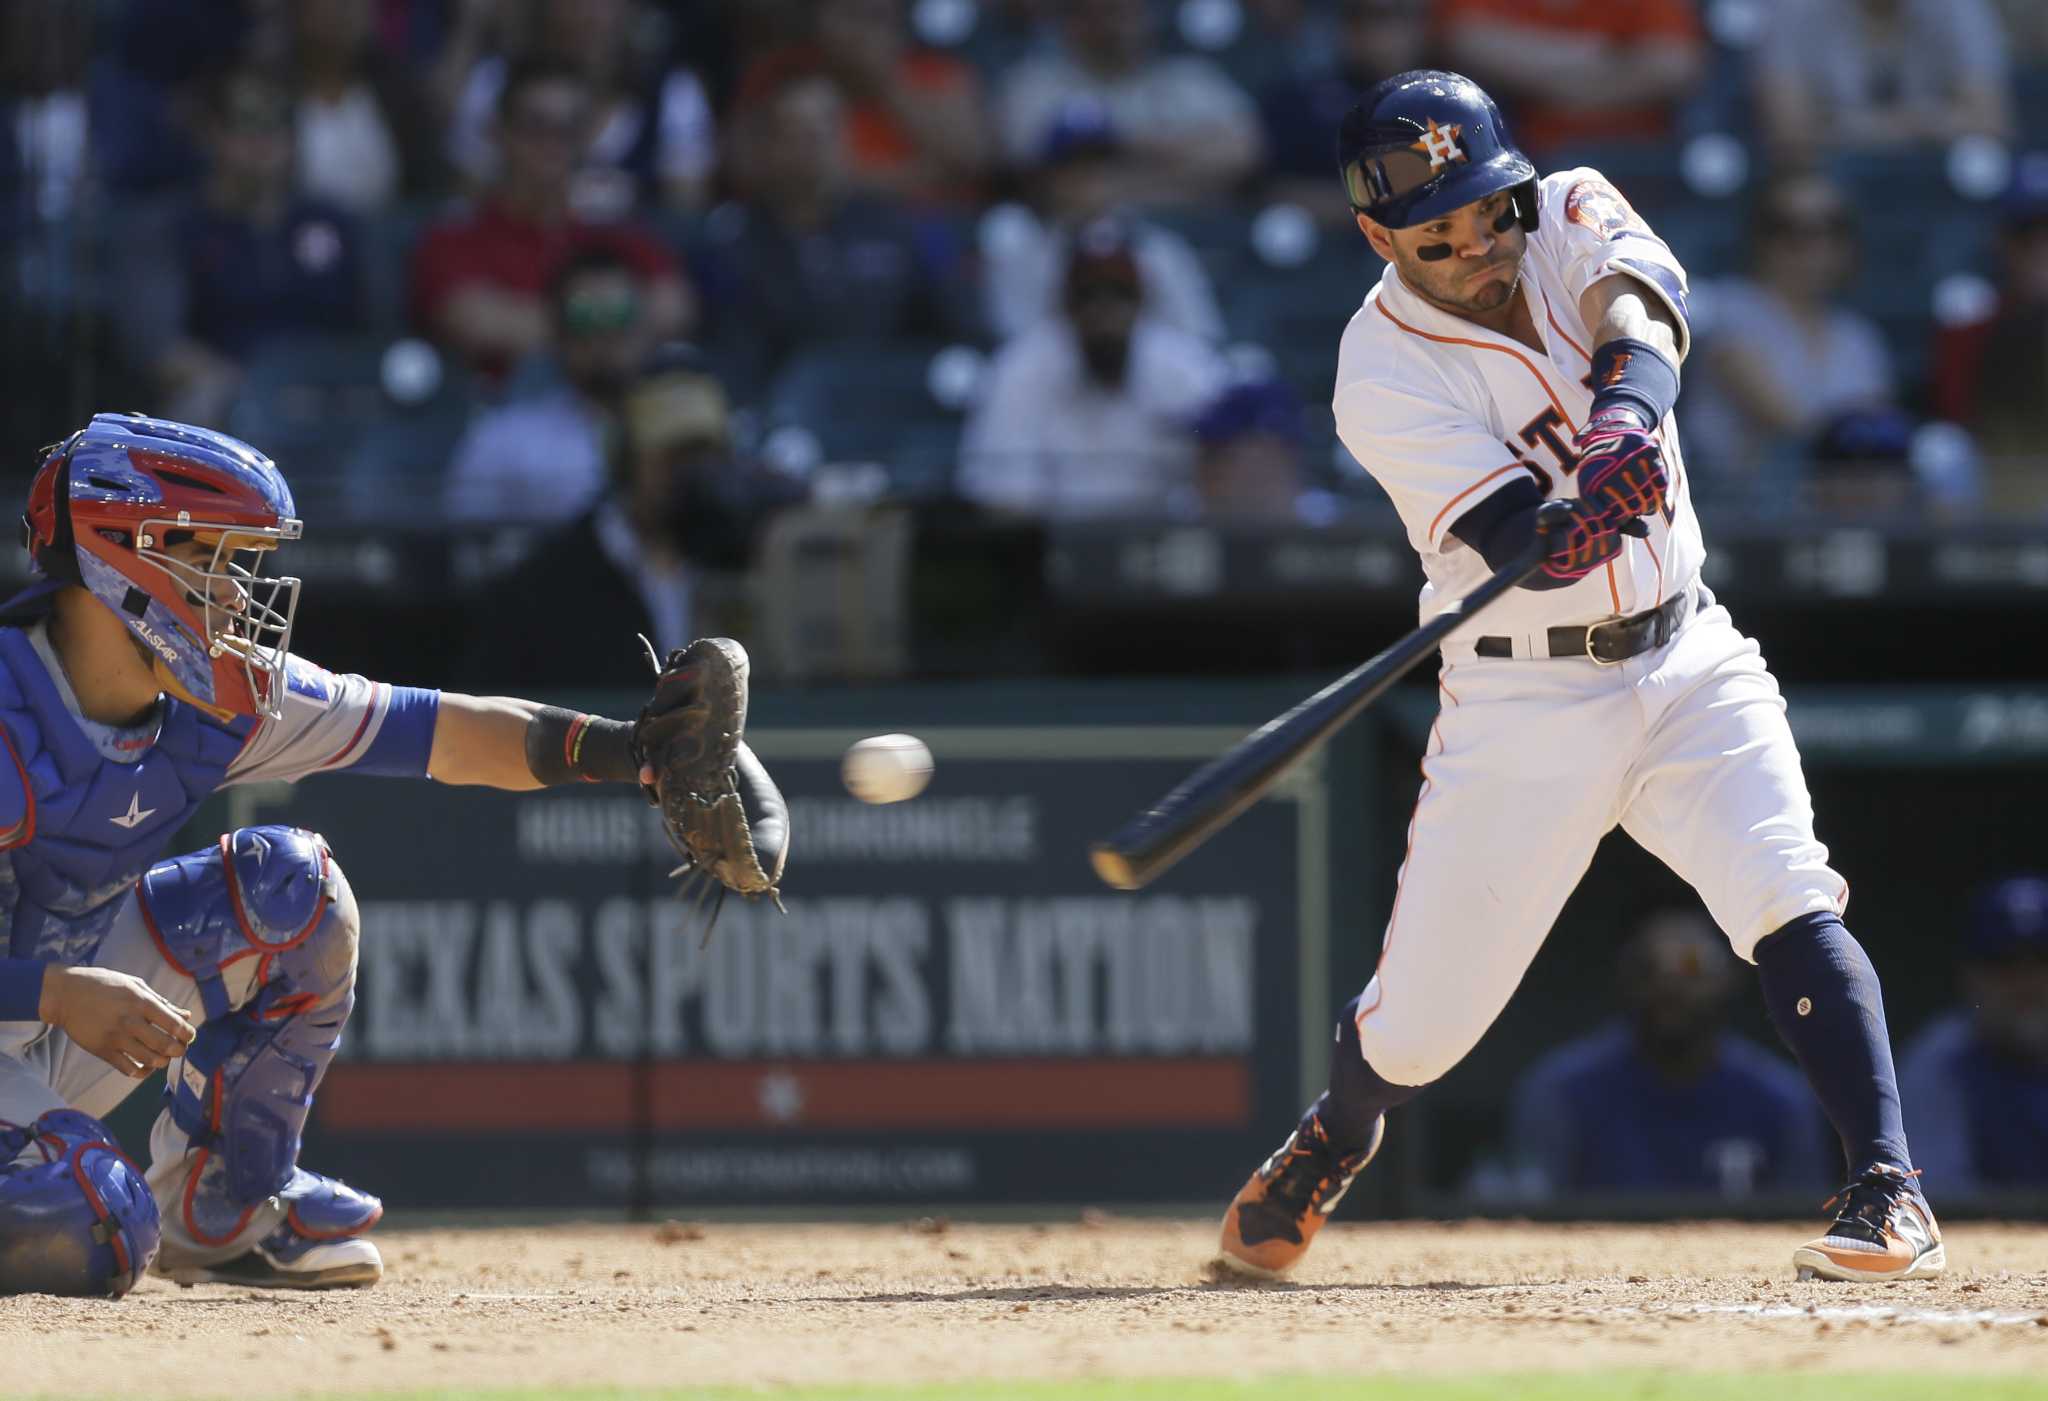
[1580,273,1683,365]
[1452,274,1684,587]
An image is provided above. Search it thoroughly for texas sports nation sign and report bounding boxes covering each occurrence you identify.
[249,725,1329,1207]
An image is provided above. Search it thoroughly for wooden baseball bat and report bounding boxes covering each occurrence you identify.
[1088,502,1579,892]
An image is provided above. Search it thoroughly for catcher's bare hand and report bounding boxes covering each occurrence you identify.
[40,966,196,1079]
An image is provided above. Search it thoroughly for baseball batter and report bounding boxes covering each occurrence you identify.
[1219,71,1941,1283]
[0,413,785,1296]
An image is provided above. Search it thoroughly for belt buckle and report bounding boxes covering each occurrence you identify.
[1583,618,1625,666]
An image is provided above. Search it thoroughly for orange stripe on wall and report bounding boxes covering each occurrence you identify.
[315,1058,1252,1133]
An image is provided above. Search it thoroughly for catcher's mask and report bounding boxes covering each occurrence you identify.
[22,413,303,722]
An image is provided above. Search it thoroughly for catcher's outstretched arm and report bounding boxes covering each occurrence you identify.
[427,693,554,789]
[424,643,788,909]
[427,693,642,790]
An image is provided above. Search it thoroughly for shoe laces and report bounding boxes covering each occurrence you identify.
[1821,1165,1923,1244]
[1261,1117,1362,1215]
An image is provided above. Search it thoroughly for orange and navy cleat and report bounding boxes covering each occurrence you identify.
[1216,1112,1384,1278]
[1792,1164,1945,1281]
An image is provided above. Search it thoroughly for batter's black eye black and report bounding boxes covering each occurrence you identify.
[1416,242,1454,261]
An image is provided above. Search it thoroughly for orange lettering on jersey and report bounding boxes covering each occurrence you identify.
[1412,119,1466,170]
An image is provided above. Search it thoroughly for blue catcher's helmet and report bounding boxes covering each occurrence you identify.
[1338,70,1537,232]
[21,414,303,722]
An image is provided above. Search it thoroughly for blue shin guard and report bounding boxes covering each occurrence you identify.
[140,826,379,1253]
[0,1109,160,1297]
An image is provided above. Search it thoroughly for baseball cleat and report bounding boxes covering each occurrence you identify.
[1792,1164,1944,1282]
[153,1220,385,1286]
[1216,1111,1384,1278]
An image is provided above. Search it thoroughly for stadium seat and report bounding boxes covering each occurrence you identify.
[1223,234,1380,402]
[761,340,968,495]
[225,333,389,486]
[1142,204,1255,289]
[358,200,443,338]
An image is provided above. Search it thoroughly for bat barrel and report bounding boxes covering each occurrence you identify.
[1088,516,1561,891]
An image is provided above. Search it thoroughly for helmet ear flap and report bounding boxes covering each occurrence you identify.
[25,436,84,585]
[1512,178,1539,233]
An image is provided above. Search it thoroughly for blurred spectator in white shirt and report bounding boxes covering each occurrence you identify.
[285,0,446,213]
[997,0,1260,205]
[1755,0,2011,161]
[1684,174,1895,499]
[981,102,1223,343]
[960,217,1226,518]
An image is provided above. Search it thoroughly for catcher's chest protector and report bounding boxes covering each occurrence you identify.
[0,625,249,965]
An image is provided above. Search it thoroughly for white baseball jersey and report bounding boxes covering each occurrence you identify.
[1334,167,1705,651]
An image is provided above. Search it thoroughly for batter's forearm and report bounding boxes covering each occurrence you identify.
[1582,276,1682,362]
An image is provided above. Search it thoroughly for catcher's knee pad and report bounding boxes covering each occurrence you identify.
[140,826,357,1024]
[0,1110,160,1297]
[140,826,367,1246]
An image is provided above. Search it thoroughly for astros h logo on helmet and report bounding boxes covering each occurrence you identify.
[1412,118,1466,170]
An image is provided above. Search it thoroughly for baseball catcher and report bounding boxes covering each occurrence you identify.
[0,413,786,1297]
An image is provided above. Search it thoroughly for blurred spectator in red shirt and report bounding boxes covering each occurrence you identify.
[410,58,691,385]
[1931,151,2048,518]
[119,70,365,426]
[690,57,979,401]
[1439,0,1704,162]
[1259,0,1437,222]
[1755,0,2011,161]
[284,0,446,213]
[1682,174,1895,499]
[997,0,1261,205]
[982,103,1224,343]
[810,0,991,206]
[442,0,718,216]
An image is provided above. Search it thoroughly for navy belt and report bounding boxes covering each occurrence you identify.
[1476,588,1692,665]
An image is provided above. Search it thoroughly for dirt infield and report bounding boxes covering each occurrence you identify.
[4,1220,2047,1397]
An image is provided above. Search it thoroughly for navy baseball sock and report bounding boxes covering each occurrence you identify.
[1753,912,1912,1180]
[1310,992,1426,1154]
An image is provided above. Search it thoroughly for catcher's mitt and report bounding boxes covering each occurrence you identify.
[633,636,789,936]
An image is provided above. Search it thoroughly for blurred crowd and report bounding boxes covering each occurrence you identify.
[1466,875,2048,1206]
[7,0,2048,570]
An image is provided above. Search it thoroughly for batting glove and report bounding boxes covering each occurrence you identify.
[1573,408,1668,523]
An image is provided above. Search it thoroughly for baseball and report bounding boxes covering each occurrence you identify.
[841,734,933,804]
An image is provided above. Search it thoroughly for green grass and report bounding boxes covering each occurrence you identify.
[294,1377,2048,1401]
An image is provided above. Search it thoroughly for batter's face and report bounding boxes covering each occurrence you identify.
[1360,190,1527,322]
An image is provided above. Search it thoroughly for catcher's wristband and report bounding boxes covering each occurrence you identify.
[525,706,639,786]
